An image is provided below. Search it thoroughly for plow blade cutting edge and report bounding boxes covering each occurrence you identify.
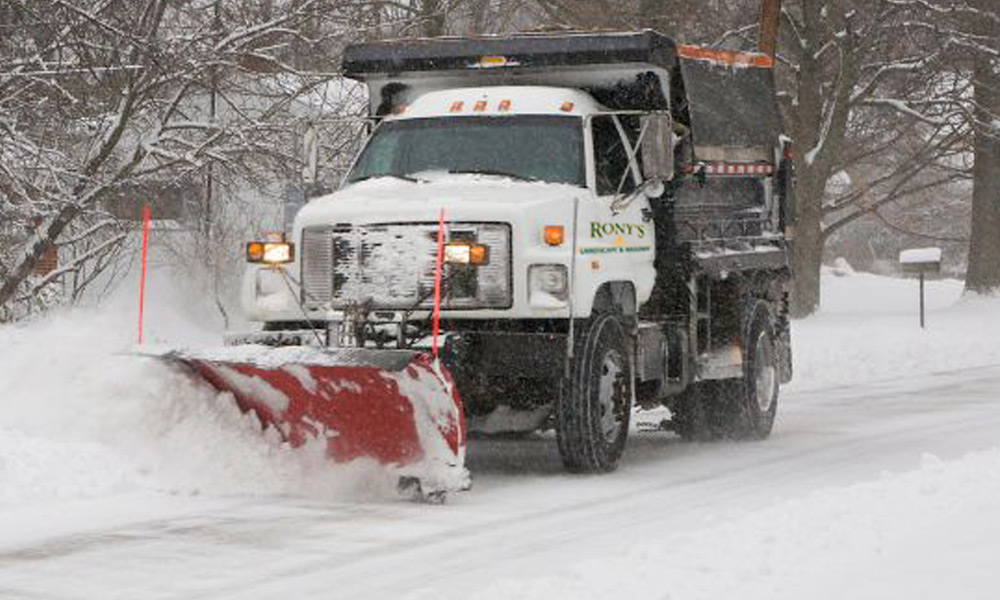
[165,346,468,501]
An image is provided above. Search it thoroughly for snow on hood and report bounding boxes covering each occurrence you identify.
[296,175,584,228]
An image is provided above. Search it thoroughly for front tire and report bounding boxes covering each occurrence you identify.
[556,314,634,473]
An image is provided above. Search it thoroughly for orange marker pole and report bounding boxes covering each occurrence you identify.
[432,208,446,359]
[137,204,151,344]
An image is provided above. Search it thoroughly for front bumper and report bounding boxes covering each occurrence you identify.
[225,329,327,347]
[226,325,569,381]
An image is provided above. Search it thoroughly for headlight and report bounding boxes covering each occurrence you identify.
[444,243,489,265]
[247,241,295,264]
[529,264,569,302]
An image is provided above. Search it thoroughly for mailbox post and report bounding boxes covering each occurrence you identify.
[899,247,942,329]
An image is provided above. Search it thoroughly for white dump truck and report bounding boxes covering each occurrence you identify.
[234,31,794,475]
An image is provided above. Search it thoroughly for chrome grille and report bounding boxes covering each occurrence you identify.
[475,226,511,307]
[301,223,511,310]
[334,224,439,308]
[301,226,333,308]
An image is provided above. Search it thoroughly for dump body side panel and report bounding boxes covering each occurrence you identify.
[678,57,783,161]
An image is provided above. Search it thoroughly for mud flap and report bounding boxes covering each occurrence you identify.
[162,346,469,501]
[777,327,793,384]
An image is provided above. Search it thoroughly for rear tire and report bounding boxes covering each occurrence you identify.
[556,314,634,473]
[711,303,779,440]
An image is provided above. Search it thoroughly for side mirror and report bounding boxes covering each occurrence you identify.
[640,113,675,184]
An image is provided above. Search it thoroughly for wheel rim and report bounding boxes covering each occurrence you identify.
[597,349,627,440]
[754,331,777,413]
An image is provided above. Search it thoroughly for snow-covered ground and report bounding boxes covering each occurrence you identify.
[790,269,1000,390]
[1,267,999,599]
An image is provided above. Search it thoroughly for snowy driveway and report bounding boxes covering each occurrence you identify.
[2,361,999,600]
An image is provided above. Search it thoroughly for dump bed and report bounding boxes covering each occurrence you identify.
[342,30,677,77]
[342,30,784,163]
[676,48,783,162]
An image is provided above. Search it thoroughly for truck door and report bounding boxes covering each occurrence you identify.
[578,115,657,312]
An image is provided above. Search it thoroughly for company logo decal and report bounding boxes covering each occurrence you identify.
[581,221,651,255]
[589,222,646,239]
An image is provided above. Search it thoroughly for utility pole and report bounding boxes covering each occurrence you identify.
[758,0,782,57]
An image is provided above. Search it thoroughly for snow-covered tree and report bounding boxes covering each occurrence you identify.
[521,0,966,316]
[873,0,1000,294]
[763,1,974,315]
[0,0,366,320]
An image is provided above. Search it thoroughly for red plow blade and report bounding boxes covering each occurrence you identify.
[165,346,468,500]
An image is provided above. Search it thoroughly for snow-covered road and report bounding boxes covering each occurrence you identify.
[3,362,1000,600]
[1,271,999,599]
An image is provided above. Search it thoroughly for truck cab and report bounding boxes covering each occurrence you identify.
[240,31,794,473]
[248,84,656,322]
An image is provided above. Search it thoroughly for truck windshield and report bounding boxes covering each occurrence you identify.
[347,115,585,187]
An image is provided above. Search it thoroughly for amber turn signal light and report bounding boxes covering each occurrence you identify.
[247,242,265,262]
[468,244,488,265]
[544,225,564,246]
[247,241,294,264]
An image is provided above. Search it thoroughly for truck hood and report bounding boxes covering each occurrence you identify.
[295,175,586,228]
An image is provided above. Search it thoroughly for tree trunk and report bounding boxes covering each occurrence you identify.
[789,165,825,317]
[785,2,831,318]
[421,0,447,37]
[0,204,81,311]
[965,54,1000,294]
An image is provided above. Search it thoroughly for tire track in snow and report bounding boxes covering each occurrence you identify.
[2,365,1000,600]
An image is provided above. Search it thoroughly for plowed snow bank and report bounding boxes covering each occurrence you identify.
[0,283,396,508]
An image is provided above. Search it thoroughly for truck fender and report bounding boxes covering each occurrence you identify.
[591,281,637,320]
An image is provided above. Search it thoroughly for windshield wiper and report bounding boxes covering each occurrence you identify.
[350,173,422,184]
[447,169,538,183]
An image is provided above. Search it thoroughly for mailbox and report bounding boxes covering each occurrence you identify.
[900,247,942,276]
[899,247,942,329]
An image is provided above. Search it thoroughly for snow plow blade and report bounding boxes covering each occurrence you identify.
[165,346,468,501]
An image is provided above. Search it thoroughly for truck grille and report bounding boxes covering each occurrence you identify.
[301,223,511,310]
